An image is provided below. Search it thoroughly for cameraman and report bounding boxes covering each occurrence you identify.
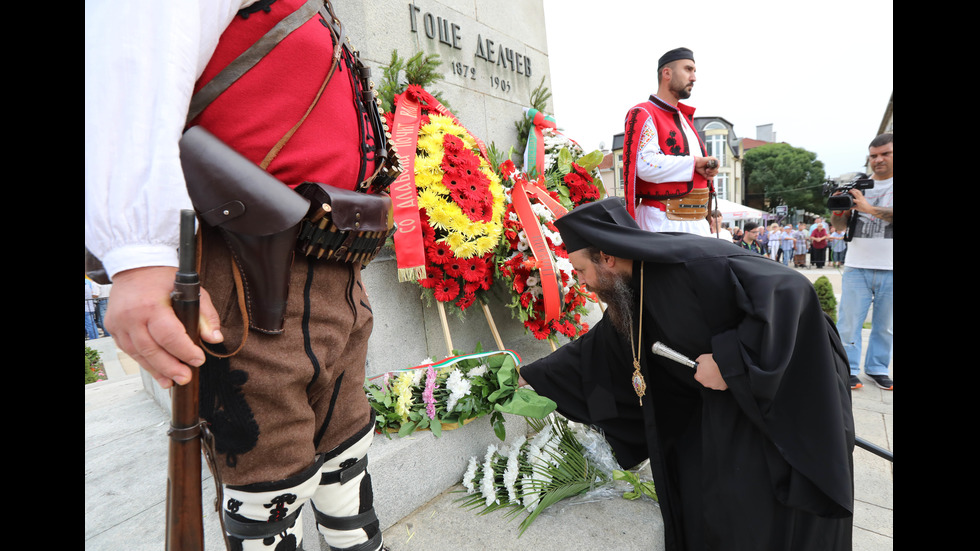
[830,133,893,390]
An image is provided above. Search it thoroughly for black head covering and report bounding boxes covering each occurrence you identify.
[555,198,637,253]
[657,47,694,70]
[555,197,755,264]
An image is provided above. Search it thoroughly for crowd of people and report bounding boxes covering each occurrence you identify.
[708,213,849,268]
[84,276,111,340]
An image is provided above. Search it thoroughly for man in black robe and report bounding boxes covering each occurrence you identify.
[519,198,854,550]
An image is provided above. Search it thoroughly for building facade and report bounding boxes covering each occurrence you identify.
[693,116,742,204]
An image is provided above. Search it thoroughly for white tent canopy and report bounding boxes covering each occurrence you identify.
[715,198,766,222]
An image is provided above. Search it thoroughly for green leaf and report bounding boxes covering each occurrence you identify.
[491,411,506,441]
[557,148,572,174]
[493,388,557,419]
[397,420,417,437]
[575,150,603,172]
[612,470,658,502]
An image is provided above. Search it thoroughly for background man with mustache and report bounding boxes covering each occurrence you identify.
[621,47,720,236]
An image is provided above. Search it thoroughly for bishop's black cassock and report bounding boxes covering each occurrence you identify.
[521,198,854,550]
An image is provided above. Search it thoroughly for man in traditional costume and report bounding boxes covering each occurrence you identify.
[86,1,394,549]
[622,47,720,236]
[519,197,855,550]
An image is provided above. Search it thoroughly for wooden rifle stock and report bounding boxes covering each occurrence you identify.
[166,210,205,551]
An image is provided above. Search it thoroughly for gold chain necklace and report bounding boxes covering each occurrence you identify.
[629,262,646,405]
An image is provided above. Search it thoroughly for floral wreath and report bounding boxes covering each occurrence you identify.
[492,128,605,343]
[388,86,506,312]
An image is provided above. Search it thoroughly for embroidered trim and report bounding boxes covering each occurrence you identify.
[199,345,260,468]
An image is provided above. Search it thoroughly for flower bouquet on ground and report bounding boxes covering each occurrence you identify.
[364,347,556,440]
[457,414,657,536]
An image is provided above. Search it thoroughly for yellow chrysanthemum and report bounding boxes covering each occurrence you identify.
[452,239,478,259]
[392,372,415,421]
[412,113,504,261]
[414,155,443,182]
[475,236,496,252]
[416,188,443,212]
[430,203,457,230]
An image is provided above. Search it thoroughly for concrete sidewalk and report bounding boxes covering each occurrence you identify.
[84,333,891,550]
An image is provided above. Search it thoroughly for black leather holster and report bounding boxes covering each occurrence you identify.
[179,126,310,334]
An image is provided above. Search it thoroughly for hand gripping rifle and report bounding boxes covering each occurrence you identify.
[166,210,206,551]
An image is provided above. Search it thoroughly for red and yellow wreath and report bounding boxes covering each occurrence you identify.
[388,85,506,311]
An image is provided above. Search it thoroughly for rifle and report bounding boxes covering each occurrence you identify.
[166,210,205,551]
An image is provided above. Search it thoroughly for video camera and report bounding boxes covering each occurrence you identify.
[823,173,874,211]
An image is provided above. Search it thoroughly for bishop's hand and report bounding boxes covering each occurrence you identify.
[694,353,727,391]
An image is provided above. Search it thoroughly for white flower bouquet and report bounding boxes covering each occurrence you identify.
[457,414,657,536]
[365,347,556,440]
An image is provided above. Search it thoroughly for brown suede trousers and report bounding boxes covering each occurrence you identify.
[198,225,374,487]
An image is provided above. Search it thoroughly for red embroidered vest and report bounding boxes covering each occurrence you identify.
[622,95,708,218]
[187,0,378,192]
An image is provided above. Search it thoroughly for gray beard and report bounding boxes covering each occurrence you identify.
[596,269,635,340]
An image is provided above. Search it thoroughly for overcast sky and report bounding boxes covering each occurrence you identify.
[540,0,893,179]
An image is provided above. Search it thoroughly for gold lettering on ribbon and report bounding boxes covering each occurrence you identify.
[390,96,426,282]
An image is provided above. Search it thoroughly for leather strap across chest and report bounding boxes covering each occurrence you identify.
[186,0,341,171]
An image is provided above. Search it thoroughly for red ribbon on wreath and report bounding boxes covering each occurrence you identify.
[509,175,568,323]
[389,86,491,282]
[389,92,426,282]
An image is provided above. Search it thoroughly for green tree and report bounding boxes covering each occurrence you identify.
[813,275,837,323]
[744,143,826,215]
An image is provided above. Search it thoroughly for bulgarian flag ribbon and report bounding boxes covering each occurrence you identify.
[509,175,568,323]
[524,108,557,177]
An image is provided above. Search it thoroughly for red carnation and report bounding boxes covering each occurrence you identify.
[455,291,476,310]
[443,134,465,155]
[419,266,443,289]
[480,269,493,291]
[443,257,467,278]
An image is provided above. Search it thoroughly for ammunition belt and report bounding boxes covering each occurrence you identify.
[294,182,394,267]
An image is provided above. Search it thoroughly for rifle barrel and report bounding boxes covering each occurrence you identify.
[166,209,205,551]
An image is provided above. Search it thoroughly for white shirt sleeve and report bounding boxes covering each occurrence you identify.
[633,116,698,183]
[84,1,248,279]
